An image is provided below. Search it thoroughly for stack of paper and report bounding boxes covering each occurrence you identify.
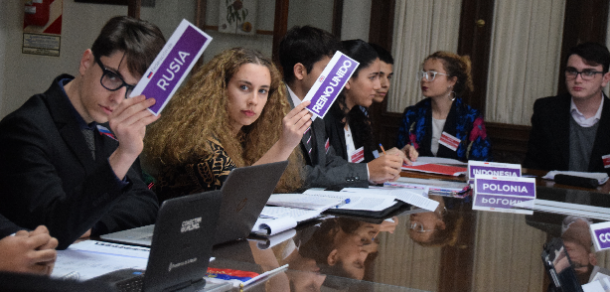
[402,163,467,176]
[252,206,323,236]
[543,170,609,185]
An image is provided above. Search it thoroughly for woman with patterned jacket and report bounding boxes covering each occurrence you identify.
[397,51,491,162]
[143,48,310,203]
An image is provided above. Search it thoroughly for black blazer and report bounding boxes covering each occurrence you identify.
[284,85,368,189]
[324,107,376,163]
[523,93,610,175]
[0,75,158,249]
[0,213,22,239]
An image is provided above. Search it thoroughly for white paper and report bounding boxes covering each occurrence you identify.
[340,188,438,211]
[543,170,609,184]
[266,193,344,211]
[412,156,467,166]
[303,190,397,211]
[50,240,149,281]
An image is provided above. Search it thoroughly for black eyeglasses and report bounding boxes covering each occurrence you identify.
[565,68,604,81]
[94,57,136,99]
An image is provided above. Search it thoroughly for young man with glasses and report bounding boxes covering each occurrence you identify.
[0,16,165,249]
[524,42,610,175]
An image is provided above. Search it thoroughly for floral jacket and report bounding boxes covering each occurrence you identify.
[396,97,492,161]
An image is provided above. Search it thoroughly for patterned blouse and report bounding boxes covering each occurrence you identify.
[396,97,492,162]
[154,137,235,203]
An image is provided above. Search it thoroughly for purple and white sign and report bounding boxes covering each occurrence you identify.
[303,51,359,119]
[468,161,521,183]
[473,194,534,214]
[130,19,212,115]
[591,222,610,251]
[473,174,535,214]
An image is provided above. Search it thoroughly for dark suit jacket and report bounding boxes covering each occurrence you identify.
[0,213,22,239]
[323,107,376,163]
[0,75,158,249]
[523,93,610,175]
[285,85,368,189]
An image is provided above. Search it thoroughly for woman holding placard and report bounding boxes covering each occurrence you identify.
[324,40,412,164]
[396,51,492,162]
[144,48,308,202]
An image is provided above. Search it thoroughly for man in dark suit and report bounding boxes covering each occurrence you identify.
[524,42,610,175]
[278,26,404,189]
[0,16,165,249]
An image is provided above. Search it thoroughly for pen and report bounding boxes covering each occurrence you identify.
[335,198,351,208]
[240,264,289,289]
[379,143,387,155]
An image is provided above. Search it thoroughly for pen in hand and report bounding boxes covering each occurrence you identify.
[379,144,387,155]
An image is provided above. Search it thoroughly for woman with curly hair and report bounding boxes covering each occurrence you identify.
[324,39,412,165]
[144,48,311,203]
[396,51,492,161]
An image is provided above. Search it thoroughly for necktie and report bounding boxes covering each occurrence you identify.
[81,128,95,160]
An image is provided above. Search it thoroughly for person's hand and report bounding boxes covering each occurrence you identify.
[0,225,58,275]
[109,95,160,179]
[367,154,403,184]
[400,145,419,165]
[278,100,312,150]
[386,147,415,166]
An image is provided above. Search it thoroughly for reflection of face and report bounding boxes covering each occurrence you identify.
[420,58,456,100]
[345,58,381,109]
[76,50,139,124]
[373,61,393,103]
[565,54,609,101]
[302,55,332,95]
[409,211,444,243]
[226,63,271,132]
[331,223,379,280]
[288,270,325,292]
[564,240,592,274]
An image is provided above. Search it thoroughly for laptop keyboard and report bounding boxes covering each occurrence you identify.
[115,275,145,292]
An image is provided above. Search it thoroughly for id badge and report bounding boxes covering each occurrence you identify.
[439,132,461,152]
[349,147,365,163]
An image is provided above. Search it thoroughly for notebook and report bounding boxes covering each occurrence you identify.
[101,161,289,246]
[88,191,230,292]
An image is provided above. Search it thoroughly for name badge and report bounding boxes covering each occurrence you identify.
[325,138,330,153]
[439,131,460,151]
[131,19,213,115]
[473,175,535,214]
[349,147,365,163]
[303,51,359,120]
[603,154,610,168]
[591,221,610,252]
[468,161,522,184]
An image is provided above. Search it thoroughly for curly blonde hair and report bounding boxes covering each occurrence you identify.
[144,47,304,192]
[425,51,474,97]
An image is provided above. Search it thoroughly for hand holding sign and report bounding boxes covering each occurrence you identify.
[279,100,312,150]
[108,95,159,180]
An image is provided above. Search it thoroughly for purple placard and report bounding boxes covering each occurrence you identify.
[141,26,207,113]
[474,194,534,209]
[475,178,536,197]
[594,228,610,249]
[306,54,357,118]
[470,166,521,178]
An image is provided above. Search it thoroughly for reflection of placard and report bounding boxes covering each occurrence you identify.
[23,0,63,57]
[473,175,535,214]
[591,221,610,252]
[218,0,257,35]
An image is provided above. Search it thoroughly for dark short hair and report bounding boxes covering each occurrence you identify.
[279,25,341,84]
[91,16,166,78]
[567,42,610,73]
[369,43,393,64]
[341,39,379,78]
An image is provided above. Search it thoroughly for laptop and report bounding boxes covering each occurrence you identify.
[89,190,229,292]
[101,161,289,246]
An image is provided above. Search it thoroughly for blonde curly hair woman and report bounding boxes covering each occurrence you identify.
[144,48,311,202]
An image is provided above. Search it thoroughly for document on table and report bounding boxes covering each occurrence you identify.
[50,240,149,281]
[411,156,468,166]
[341,188,439,211]
[252,206,322,236]
[302,190,397,211]
[543,170,609,184]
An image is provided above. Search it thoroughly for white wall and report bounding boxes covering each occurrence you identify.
[341,0,372,41]
[0,0,195,118]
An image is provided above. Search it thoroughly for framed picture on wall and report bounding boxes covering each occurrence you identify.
[218,0,257,35]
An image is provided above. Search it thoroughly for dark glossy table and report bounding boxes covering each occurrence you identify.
[209,170,610,292]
